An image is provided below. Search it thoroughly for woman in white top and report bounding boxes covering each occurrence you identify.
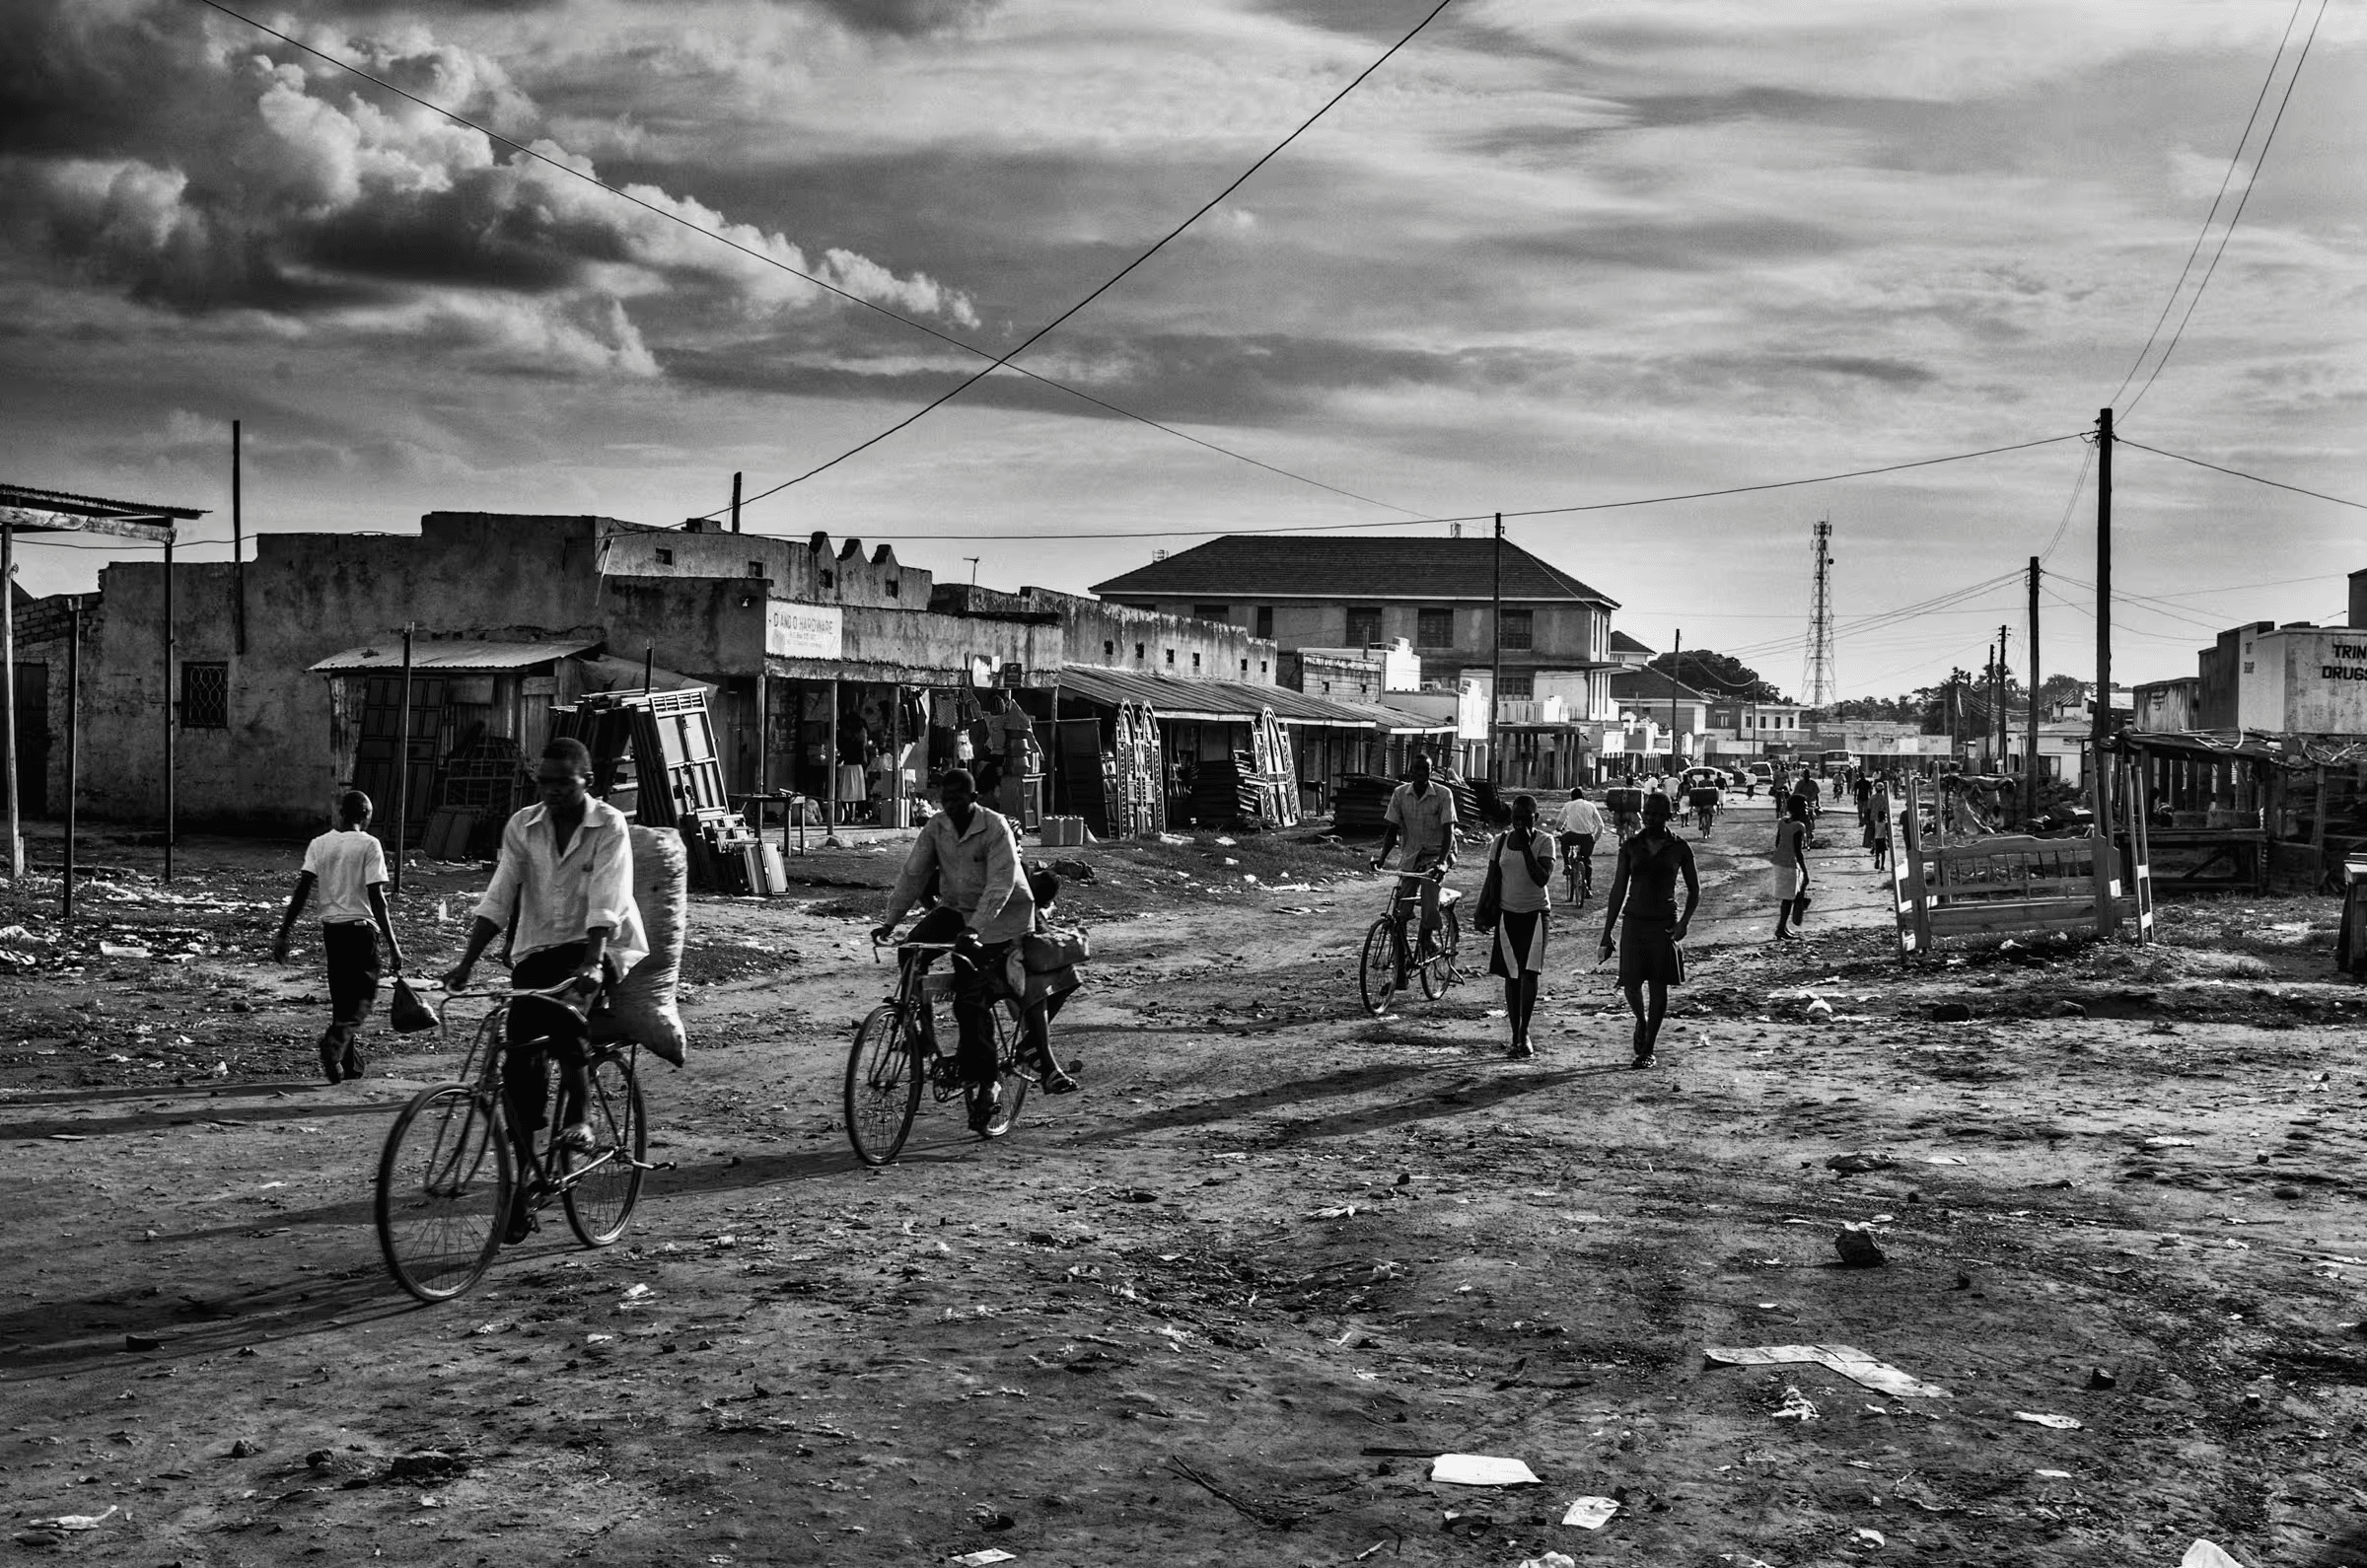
[1488,794,1556,1058]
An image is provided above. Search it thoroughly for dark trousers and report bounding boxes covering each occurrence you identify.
[906,906,1008,1086]
[323,922,381,1030]
[503,943,598,1149]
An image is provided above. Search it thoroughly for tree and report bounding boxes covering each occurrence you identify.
[1645,649,1783,702]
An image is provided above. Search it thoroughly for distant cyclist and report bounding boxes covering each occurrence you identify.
[1554,788,1604,903]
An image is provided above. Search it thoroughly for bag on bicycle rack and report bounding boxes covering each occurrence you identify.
[388,976,441,1034]
[1472,837,1505,934]
[1022,924,1091,972]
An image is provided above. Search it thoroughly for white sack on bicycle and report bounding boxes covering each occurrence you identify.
[597,824,688,1066]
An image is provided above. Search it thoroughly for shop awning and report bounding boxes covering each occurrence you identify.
[1326,699,1458,736]
[309,636,602,675]
[1054,668,1389,730]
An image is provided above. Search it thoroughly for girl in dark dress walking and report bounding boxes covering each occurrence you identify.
[1599,792,1700,1068]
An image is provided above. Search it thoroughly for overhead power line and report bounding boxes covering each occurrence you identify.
[2119,438,2367,511]
[192,0,1433,523]
[2121,0,2331,418]
[2106,0,2308,410]
[707,0,1461,512]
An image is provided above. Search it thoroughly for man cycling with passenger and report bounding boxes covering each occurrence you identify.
[874,767,1076,1131]
[1369,749,1458,952]
[444,738,646,1244]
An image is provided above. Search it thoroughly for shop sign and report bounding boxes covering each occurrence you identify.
[766,603,843,661]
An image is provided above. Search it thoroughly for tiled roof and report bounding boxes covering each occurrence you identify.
[1090,536,1615,606]
[1609,629,1654,654]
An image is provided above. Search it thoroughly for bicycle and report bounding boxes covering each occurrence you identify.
[374,982,651,1304]
[845,940,1038,1167]
[1558,833,1594,907]
[1358,867,1461,1017]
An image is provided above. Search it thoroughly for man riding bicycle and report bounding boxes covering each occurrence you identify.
[443,738,647,1243]
[1555,787,1604,901]
[873,768,1068,1129]
[1370,750,1457,950]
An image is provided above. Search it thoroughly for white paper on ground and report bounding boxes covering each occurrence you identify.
[1703,1344,1952,1399]
[952,1551,1017,1567]
[1431,1454,1542,1486]
[1562,1496,1619,1529]
[2182,1542,2246,1568]
[2012,1411,2083,1430]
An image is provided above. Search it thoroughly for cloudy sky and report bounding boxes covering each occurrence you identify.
[4,0,2361,696]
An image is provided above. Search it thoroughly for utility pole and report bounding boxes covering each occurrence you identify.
[2026,557,2041,823]
[1669,628,1682,771]
[729,470,743,535]
[232,419,246,656]
[1489,513,1504,779]
[2090,407,2116,938]
[1983,642,1996,772]
[2094,408,2114,834]
[1997,622,2010,780]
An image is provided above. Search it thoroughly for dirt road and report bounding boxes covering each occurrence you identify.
[4,799,2365,1566]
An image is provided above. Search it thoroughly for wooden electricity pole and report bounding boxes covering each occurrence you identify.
[1996,622,2010,782]
[2094,408,2114,830]
[2026,557,2041,823]
[1488,512,1503,779]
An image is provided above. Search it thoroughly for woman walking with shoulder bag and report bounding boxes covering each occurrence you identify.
[1488,795,1556,1059]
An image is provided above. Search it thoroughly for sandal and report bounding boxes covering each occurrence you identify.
[552,1122,597,1156]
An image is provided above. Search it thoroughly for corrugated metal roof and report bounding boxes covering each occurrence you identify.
[1089,535,1616,606]
[309,637,602,675]
[1055,668,1391,730]
[1326,699,1458,735]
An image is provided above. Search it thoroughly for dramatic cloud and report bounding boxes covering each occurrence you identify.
[0,0,973,378]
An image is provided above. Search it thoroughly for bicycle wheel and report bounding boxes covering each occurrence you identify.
[1358,918,1401,1017]
[845,1004,924,1166]
[969,1012,1031,1141]
[1420,903,1462,998]
[560,1052,646,1247]
[376,1083,509,1304]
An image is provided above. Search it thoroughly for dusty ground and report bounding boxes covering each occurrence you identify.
[3,799,2365,1568]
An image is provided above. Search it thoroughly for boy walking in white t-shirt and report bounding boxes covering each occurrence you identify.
[272,791,405,1084]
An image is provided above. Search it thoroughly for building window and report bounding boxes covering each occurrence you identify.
[1346,606,1382,645]
[1499,671,1535,698]
[821,569,835,589]
[1134,643,1145,659]
[180,662,229,729]
[1417,607,1453,647]
[1240,658,1249,675]
[1191,652,1202,671]
[1165,649,1176,666]
[1500,608,1534,650]
[1193,604,1229,623]
[748,561,764,578]
[654,546,674,566]
[1105,640,1115,659]
[1259,660,1267,675]
[1255,606,1273,639]
[885,580,899,599]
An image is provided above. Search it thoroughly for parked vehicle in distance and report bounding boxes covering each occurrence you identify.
[1746,761,1774,796]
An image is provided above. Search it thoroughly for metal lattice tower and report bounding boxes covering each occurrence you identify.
[1802,520,1836,709]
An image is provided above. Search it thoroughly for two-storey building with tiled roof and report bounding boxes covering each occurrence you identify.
[1088,535,1621,716]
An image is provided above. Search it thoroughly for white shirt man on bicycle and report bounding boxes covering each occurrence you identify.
[1371,751,1458,948]
[874,768,1040,1129]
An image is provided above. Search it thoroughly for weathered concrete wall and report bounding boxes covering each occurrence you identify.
[599,526,931,609]
[1019,588,1277,683]
[600,576,768,677]
[767,606,1060,685]
[2254,627,2367,736]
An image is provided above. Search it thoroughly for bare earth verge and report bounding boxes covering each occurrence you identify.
[4,800,2365,1567]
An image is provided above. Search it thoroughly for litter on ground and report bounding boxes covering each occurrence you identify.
[1430,1454,1542,1486]
[1704,1344,1951,1399]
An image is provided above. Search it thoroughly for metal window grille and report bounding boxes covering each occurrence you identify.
[1417,607,1453,647]
[1345,606,1382,645]
[1501,609,1534,651]
[181,662,230,729]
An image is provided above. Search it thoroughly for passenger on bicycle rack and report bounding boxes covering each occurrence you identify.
[443,738,647,1243]
[872,768,1048,1130]
[1369,750,1458,950]
[1554,788,1604,901]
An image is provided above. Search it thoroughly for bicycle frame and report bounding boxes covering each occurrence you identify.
[438,984,650,1192]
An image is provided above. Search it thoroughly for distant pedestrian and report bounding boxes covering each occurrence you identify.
[1773,793,1812,940]
[1865,781,1892,871]
[272,790,405,1085]
[1599,793,1699,1068]
[1488,795,1555,1059]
